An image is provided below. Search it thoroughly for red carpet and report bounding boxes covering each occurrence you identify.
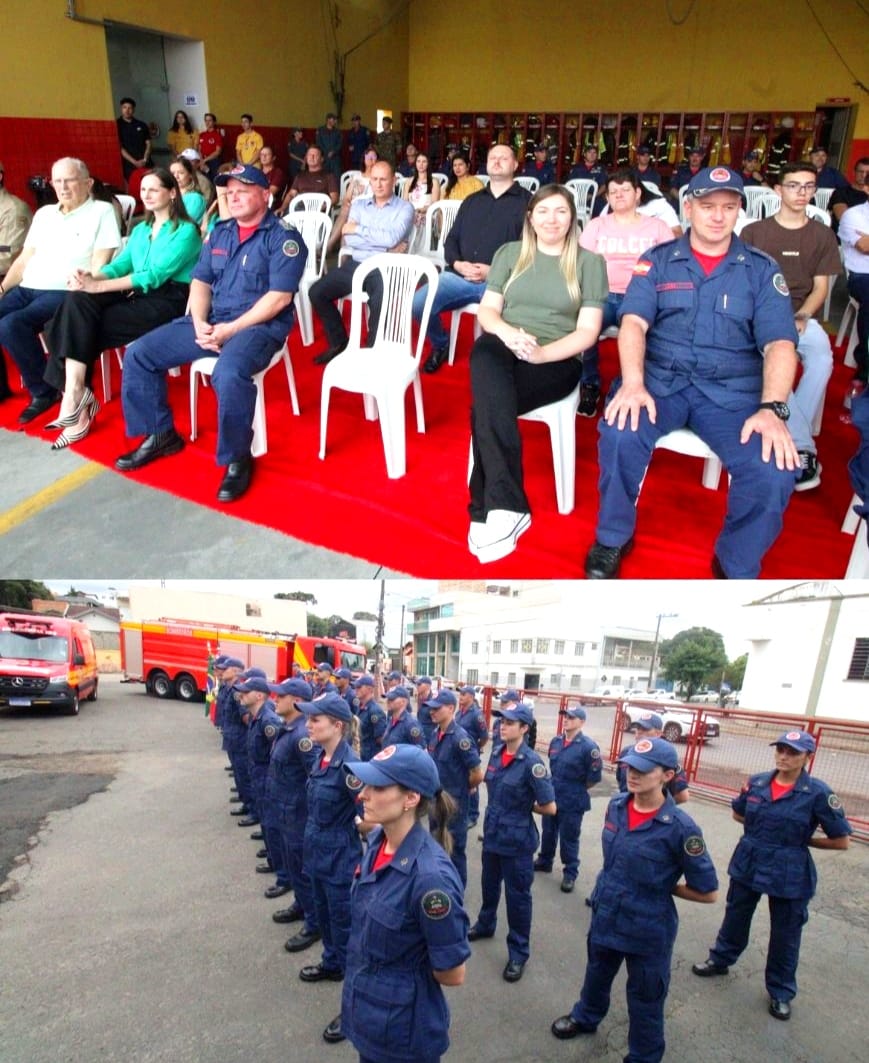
[1,320,860,578]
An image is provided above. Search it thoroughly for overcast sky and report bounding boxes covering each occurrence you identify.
[44,578,857,657]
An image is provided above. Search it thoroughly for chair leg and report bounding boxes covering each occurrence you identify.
[701,455,723,490]
[448,311,462,367]
[297,290,313,346]
[844,321,858,369]
[835,299,855,348]
[378,391,406,479]
[190,370,200,442]
[842,495,862,535]
[318,381,332,460]
[363,394,378,421]
[548,411,577,515]
[251,376,267,458]
[412,373,425,434]
[100,350,113,403]
[281,347,300,416]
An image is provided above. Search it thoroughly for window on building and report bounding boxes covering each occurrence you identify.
[591,642,598,651]
[245,602,262,617]
[570,675,582,689]
[467,668,479,684]
[490,671,499,685]
[521,639,532,653]
[471,641,479,655]
[492,639,501,653]
[537,638,550,654]
[575,642,584,656]
[450,633,460,654]
[550,673,561,686]
[507,672,516,686]
[554,640,565,655]
[847,638,869,680]
[510,639,519,653]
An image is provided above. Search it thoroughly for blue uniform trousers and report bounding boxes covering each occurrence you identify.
[468,787,480,826]
[121,315,283,465]
[477,849,534,963]
[596,382,797,577]
[248,762,268,822]
[538,808,584,881]
[229,748,255,814]
[0,287,66,398]
[280,831,318,933]
[261,817,290,886]
[708,879,808,1002]
[571,937,671,1063]
[311,875,352,973]
[412,271,486,350]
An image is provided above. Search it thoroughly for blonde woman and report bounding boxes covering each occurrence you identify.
[468,184,607,562]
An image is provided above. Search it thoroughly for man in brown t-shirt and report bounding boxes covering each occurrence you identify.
[276,146,339,213]
[741,162,842,491]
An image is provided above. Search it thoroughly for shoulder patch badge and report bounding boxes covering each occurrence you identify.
[264,724,277,738]
[532,762,547,779]
[772,272,790,297]
[684,835,706,856]
[591,748,601,759]
[459,737,472,751]
[633,260,652,275]
[299,736,313,752]
[421,889,451,920]
[282,239,300,257]
[345,773,363,791]
[828,793,842,811]
[410,727,422,739]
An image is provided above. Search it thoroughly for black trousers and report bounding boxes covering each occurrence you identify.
[42,285,189,391]
[308,258,384,348]
[469,332,582,520]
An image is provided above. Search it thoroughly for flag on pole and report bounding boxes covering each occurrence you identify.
[205,643,217,722]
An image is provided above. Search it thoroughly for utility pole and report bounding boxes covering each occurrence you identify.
[374,579,386,682]
[647,612,678,690]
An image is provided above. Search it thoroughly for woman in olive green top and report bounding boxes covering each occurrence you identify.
[468,183,607,563]
[43,168,201,449]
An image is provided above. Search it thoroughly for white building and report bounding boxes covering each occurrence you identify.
[740,583,869,720]
[126,585,307,636]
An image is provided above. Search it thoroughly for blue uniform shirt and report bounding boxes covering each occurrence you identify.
[428,721,481,816]
[523,159,555,184]
[303,738,362,881]
[384,708,426,748]
[482,745,556,856]
[342,821,470,1063]
[193,213,307,340]
[457,701,488,750]
[568,161,607,187]
[247,701,282,765]
[548,732,602,813]
[728,769,852,900]
[265,714,318,822]
[589,792,718,957]
[619,234,799,410]
[358,698,388,760]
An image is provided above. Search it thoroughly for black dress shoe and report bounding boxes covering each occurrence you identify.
[768,998,791,1021]
[322,1014,345,1044]
[299,963,344,983]
[229,786,238,792]
[503,959,525,983]
[229,796,243,804]
[273,905,303,924]
[691,959,729,977]
[264,883,292,899]
[285,927,322,952]
[18,394,59,424]
[551,1014,597,1039]
[115,429,185,471]
[560,877,575,893]
[224,765,234,772]
[238,816,259,827]
[217,457,253,503]
[250,830,264,840]
[533,860,552,872]
[423,345,448,374]
[584,538,634,579]
[467,925,494,942]
[712,554,728,579]
[229,806,250,816]
[313,342,347,366]
[256,862,274,873]
[256,848,268,859]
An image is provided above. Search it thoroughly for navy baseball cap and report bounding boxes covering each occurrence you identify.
[316,662,333,673]
[771,730,816,754]
[233,666,266,687]
[223,656,244,669]
[215,163,269,189]
[386,686,410,701]
[563,705,587,720]
[345,744,441,798]
[424,689,457,709]
[387,670,402,681]
[353,675,375,689]
[634,712,664,731]
[493,704,534,726]
[636,144,651,155]
[334,668,352,680]
[498,689,522,704]
[213,655,228,668]
[619,737,679,772]
[269,677,313,699]
[235,676,271,694]
[298,692,352,722]
[687,166,744,198]
[459,685,477,695]
[688,146,705,156]
[415,676,433,686]
[743,149,760,160]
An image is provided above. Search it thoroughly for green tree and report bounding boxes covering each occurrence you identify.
[0,580,55,610]
[307,613,330,637]
[724,653,747,691]
[659,626,727,698]
[352,611,377,622]
[275,591,318,606]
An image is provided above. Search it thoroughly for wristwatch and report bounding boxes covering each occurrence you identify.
[757,400,790,421]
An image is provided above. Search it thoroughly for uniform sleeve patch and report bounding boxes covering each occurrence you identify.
[591,748,601,759]
[421,889,451,920]
[345,773,363,791]
[282,239,300,257]
[410,727,422,739]
[459,738,471,751]
[828,793,842,810]
[264,724,277,738]
[299,737,313,752]
[684,835,706,856]
[772,272,790,297]
[633,260,652,275]
[532,763,547,778]
[371,710,384,722]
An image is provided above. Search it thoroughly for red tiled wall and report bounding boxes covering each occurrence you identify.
[846,139,869,171]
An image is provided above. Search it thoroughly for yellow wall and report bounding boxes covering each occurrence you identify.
[408,0,867,136]
[1,0,409,125]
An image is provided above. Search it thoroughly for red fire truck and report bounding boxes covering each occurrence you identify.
[120,618,367,701]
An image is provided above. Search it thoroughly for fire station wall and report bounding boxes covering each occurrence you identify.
[407,0,868,151]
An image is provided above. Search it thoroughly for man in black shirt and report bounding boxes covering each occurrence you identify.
[116,97,151,182]
[412,143,529,373]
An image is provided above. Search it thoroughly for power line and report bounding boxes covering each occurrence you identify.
[804,0,869,93]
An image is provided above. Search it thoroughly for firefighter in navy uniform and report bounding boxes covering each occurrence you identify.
[692,730,851,1021]
[551,738,718,1063]
[616,712,689,802]
[534,704,602,892]
[382,686,426,748]
[457,685,489,827]
[355,674,387,759]
[221,658,253,818]
[333,667,356,714]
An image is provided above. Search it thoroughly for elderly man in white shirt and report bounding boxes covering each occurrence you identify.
[0,157,120,422]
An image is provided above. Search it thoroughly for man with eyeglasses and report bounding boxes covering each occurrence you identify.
[0,157,120,419]
[740,162,842,491]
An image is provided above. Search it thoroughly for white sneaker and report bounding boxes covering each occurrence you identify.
[468,520,488,557]
[473,510,532,564]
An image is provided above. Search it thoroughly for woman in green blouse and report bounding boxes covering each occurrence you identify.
[43,168,201,448]
[468,184,607,562]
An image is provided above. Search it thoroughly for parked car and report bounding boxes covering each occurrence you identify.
[621,700,720,743]
[688,691,722,704]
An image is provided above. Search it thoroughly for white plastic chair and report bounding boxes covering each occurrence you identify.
[743,187,769,220]
[516,176,540,194]
[805,204,831,226]
[837,295,860,370]
[841,494,868,577]
[813,188,833,212]
[394,175,410,198]
[677,185,691,226]
[339,171,361,203]
[432,173,448,190]
[189,344,299,458]
[467,381,582,515]
[654,428,723,490]
[565,179,597,227]
[289,211,333,346]
[289,192,331,214]
[319,254,439,479]
[448,303,482,367]
[475,175,490,188]
[758,190,781,218]
[419,200,461,268]
[115,194,136,234]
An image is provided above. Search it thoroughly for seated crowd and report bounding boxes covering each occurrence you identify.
[0,113,867,575]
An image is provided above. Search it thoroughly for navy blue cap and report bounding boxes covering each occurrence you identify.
[386,686,410,701]
[493,704,534,726]
[345,744,441,798]
[213,655,228,668]
[223,656,244,669]
[619,737,679,772]
[387,670,402,681]
[235,676,271,694]
[563,704,587,720]
[215,163,269,189]
[297,692,352,723]
[233,666,266,687]
[353,675,375,689]
[316,662,333,673]
[269,677,313,699]
[424,689,457,709]
[334,668,352,680]
[636,144,651,155]
[458,685,477,695]
[414,676,433,686]
[498,689,522,704]
[634,712,664,731]
[687,166,744,198]
[771,730,816,754]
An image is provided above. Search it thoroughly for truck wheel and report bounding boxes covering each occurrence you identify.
[63,690,81,716]
[174,673,199,702]
[86,680,98,702]
[150,670,174,699]
[663,722,682,743]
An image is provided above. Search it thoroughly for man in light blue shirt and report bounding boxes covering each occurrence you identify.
[309,160,413,365]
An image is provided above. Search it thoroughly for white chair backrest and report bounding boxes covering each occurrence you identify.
[565,179,597,223]
[340,170,361,202]
[346,253,440,366]
[641,180,661,196]
[677,185,691,226]
[475,174,490,187]
[432,172,448,189]
[813,188,833,212]
[516,175,540,194]
[394,175,409,197]
[805,203,831,226]
[116,193,136,233]
[421,200,462,264]
[290,191,331,213]
[758,190,781,218]
[290,211,333,279]
[743,186,769,220]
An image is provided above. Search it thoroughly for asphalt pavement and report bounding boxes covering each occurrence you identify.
[0,677,866,1063]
